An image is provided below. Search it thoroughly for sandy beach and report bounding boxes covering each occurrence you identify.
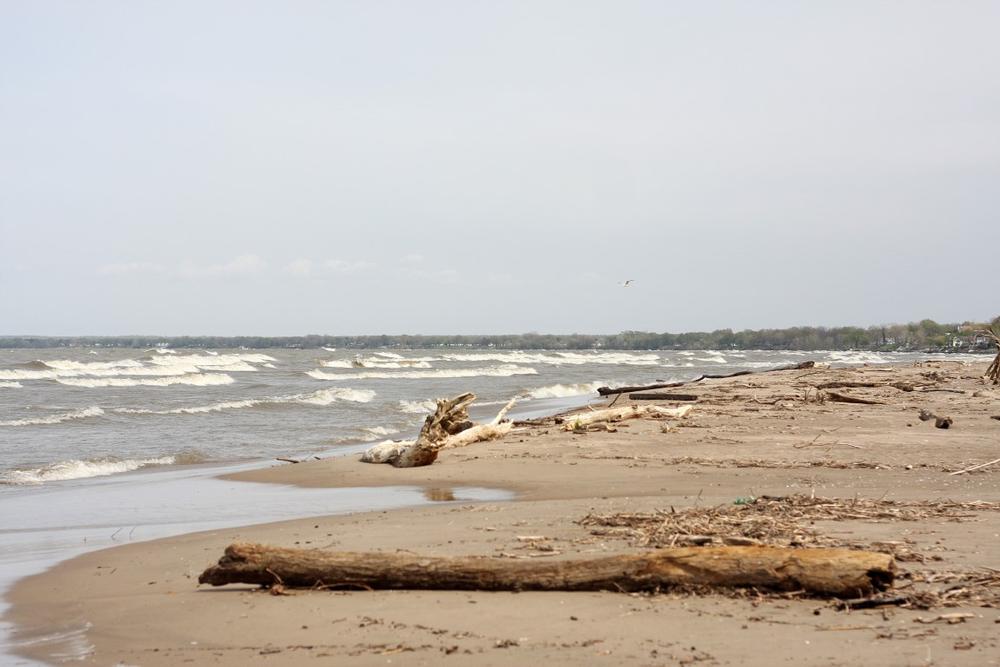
[7,360,1000,666]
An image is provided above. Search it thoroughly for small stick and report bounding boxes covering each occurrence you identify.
[949,457,1000,476]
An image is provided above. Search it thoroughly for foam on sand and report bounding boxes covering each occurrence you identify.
[0,406,105,427]
[307,365,538,381]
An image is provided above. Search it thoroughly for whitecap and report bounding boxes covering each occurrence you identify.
[115,387,375,414]
[1,456,176,484]
[307,365,538,381]
[694,355,728,364]
[0,406,105,427]
[523,381,606,399]
[0,381,22,388]
[399,399,437,414]
[56,373,235,388]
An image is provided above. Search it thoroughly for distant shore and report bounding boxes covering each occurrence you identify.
[8,359,1000,666]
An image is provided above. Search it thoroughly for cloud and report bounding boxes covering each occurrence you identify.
[284,258,313,275]
[179,254,268,277]
[324,259,376,273]
[97,262,164,275]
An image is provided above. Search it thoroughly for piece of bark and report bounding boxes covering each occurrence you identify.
[199,542,894,598]
[628,393,699,401]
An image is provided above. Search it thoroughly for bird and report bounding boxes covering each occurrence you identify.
[621,280,634,287]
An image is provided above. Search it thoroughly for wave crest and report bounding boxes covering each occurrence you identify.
[0,406,105,427]
[1,456,177,485]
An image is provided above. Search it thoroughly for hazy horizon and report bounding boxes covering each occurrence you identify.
[3,2,998,336]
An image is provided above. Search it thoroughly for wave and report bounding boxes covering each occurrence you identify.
[399,399,437,414]
[825,351,894,365]
[1,352,273,383]
[307,364,538,381]
[114,387,375,415]
[1,456,177,485]
[322,358,432,370]
[435,351,660,366]
[56,373,235,388]
[361,425,401,440]
[0,406,105,427]
[523,381,605,399]
[322,347,337,352]
[0,381,22,388]
[694,355,728,364]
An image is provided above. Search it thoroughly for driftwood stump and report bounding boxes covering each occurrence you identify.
[199,542,894,598]
[361,393,516,467]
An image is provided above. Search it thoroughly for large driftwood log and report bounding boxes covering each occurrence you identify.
[980,327,1000,385]
[199,542,894,598]
[597,361,816,396]
[559,404,692,430]
[361,393,516,467]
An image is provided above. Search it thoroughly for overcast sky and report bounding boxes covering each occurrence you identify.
[2,1,998,335]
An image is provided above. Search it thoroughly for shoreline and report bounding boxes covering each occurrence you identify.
[7,360,1000,665]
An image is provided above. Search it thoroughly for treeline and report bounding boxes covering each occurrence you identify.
[2,317,997,351]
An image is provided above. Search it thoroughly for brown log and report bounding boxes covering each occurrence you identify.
[822,391,884,405]
[628,393,699,401]
[199,542,894,598]
[597,361,816,396]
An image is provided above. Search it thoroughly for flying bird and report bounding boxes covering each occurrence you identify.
[621,280,634,287]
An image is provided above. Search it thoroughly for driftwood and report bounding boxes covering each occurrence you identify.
[629,392,699,401]
[597,361,816,396]
[199,542,894,598]
[361,393,515,467]
[822,391,884,405]
[949,457,1000,476]
[981,326,1000,385]
[558,404,692,430]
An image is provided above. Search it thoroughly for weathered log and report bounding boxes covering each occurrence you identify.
[629,393,699,401]
[597,361,816,396]
[199,542,894,598]
[822,391,884,406]
[361,393,517,467]
[559,404,692,430]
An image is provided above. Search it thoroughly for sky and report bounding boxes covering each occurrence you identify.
[2,1,998,336]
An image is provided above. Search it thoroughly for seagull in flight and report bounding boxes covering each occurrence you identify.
[621,280,634,287]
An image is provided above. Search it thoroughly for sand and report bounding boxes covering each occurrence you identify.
[7,360,1000,665]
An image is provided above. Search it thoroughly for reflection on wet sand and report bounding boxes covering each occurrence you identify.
[423,487,456,502]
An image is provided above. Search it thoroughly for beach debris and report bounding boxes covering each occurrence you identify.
[198,542,894,597]
[557,404,692,431]
[628,392,699,401]
[361,393,516,467]
[596,361,816,396]
[979,325,999,385]
[949,457,1000,476]
[917,409,953,429]
[276,457,300,464]
[822,391,884,405]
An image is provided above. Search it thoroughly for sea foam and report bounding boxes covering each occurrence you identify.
[1,456,176,484]
[307,365,538,381]
[523,381,606,399]
[56,373,235,388]
[0,406,105,427]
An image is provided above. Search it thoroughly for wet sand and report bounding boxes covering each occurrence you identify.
[8,360,1000,665]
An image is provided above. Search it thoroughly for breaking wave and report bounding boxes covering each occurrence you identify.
[1,456,179,485]
[0,381,22,388]
[361,425,401,440]
[56,373,235,388]
[0,406,105,427]
[694,355,728,364]
[322,358,433,370]
[307,365,538,381]
[523,381,606,399]
[399,399,437,414]
[115,388,375,415]
[0,352,273,383]
[436,351,660,366]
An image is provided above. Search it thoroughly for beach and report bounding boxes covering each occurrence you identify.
[6,359,999,666]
